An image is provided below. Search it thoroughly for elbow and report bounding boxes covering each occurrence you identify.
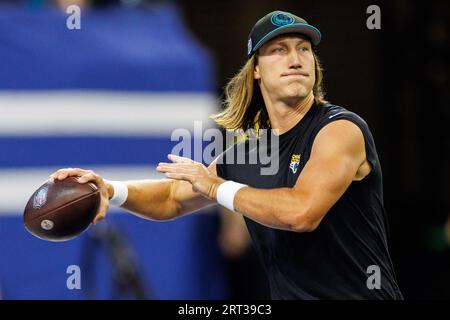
[288,207,322,233]
[141,200,181,222]
[291,219,320,233]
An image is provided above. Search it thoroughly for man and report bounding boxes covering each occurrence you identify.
[51,11,403,299]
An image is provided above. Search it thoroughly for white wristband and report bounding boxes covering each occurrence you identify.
[106,180,128,207]
[216,181,247,212]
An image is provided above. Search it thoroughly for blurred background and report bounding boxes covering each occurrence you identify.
[0,0,448,299]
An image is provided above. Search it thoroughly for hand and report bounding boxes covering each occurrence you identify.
[49,168,112,224]
[156,154,224,200]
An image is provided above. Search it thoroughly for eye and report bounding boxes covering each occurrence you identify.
[300,47,309,52]
[272,47,285,53]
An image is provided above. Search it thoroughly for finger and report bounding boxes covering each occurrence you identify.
[157,164,197,174]
[157,163,178,172]
[92,211,105,225]
[165,172,195,181]
[50,168,87,181]
[156,165,167,173]
[168,154,195,164]
[157,162,182,168]
[49,168,70,180]
[158,162,198,169]
[93,201,108,225]
[53,169,75,181]
[78,172,96,184]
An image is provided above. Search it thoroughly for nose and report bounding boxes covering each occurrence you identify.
[287,49,302,69]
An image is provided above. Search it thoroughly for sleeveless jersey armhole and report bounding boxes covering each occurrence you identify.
[309,112,378,181]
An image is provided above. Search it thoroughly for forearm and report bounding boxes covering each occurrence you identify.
[109,178,213,221]
[232,187,314,232]
[110,179,180,221]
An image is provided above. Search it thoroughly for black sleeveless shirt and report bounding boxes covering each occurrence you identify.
[216,103,403,300]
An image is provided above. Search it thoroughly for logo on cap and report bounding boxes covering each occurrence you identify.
[247,38,253,55]
[271,12,295,27]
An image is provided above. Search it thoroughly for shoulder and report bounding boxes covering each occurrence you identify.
[312,119,366,159]
[315,103,370,130]
[312,103,379,171]
[311,103,374,144]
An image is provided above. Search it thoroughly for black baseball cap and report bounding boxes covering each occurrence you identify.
[247,11,322,58]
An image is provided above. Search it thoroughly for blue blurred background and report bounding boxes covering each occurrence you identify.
[0,0,448,300]
[0,1,227,300]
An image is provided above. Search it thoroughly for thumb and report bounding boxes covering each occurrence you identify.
[92,199,109,225]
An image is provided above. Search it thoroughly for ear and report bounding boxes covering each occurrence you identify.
[254,64,261,80]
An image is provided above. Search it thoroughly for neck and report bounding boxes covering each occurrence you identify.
[264,91,315,135]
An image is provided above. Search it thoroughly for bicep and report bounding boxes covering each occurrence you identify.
[293,120,366,223]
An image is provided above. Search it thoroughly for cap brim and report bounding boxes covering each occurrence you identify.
[253,23,322,53]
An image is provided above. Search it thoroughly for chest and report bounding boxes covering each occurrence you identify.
[226,136,313,189]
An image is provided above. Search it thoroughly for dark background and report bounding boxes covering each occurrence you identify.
[177,0,450,299]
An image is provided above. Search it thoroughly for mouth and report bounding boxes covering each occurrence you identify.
[281,72,309,78]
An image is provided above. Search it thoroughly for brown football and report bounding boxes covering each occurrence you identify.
[23,176,101,242]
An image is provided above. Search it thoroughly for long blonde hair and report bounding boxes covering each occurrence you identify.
[211,51,328,131]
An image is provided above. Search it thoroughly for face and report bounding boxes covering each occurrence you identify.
[254,34,316,104]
